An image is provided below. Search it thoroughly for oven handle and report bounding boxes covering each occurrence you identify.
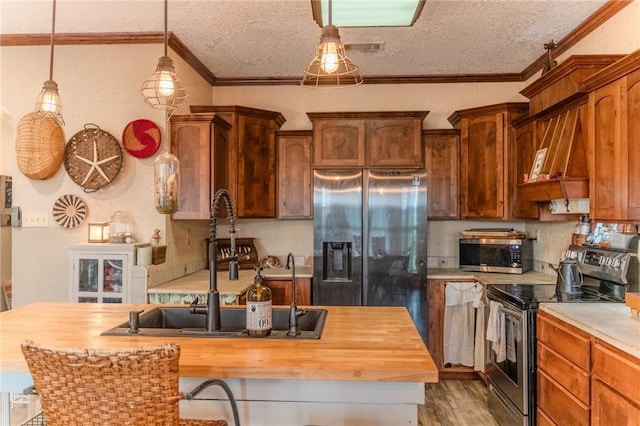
[487,294,523,319]
[498,304,522,319]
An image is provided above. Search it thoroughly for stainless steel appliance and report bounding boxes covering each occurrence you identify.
[459,229,532,274]
[485,240,639,426]
[313,169,428,343]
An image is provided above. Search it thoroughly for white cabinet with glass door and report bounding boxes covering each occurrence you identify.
[68,244,139,303]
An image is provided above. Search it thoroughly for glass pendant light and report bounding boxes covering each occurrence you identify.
[301,0,363,88]
[34,0,64,125]
[154,152,180,214]
[140,0,188,118]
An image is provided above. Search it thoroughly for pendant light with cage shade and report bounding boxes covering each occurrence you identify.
[301,0,363,87]
[34,0,64,125]
[140,0,188,118]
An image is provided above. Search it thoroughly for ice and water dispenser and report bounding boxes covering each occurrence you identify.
[322,242,352,281]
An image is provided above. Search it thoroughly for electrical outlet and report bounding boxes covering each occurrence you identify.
[22,212,49,228]
[535,229,541,243]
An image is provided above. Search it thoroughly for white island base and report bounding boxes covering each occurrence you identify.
[179,377,423,426]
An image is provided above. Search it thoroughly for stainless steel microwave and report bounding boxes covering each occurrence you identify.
[459,238,533,274]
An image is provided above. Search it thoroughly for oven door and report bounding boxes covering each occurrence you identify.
[485,293,531,417]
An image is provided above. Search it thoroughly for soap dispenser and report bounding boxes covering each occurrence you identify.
[246,266,272,337]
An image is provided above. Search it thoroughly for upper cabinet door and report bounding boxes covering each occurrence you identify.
[277,131,313,219]
[450,103,528,220]
[312,119,366,168]
[625,69,640,220]
[424,130,459,219]
[237,115,277,218]
[588,66,640,221]
[461,113,504,219]
[367,118,424,167]
[170,114,230,220]
[308,111,428,168]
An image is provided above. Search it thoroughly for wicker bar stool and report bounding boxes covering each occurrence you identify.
[21,341,237,426]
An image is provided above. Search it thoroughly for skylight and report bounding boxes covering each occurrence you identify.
[317,0,425,27]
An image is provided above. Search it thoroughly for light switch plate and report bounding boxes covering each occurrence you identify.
[22,212,48,228]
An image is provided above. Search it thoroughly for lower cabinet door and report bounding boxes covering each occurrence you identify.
[537,407,556,426]
[537,369,589,425]
[592,379,640,426]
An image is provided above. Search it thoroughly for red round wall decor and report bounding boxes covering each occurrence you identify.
[122,119,161,158]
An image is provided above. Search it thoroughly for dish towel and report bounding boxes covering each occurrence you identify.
[474,299,485,372]
[486,300,506,363]
[444,282,483,367]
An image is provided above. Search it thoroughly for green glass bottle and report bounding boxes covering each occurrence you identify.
[246,266,272,337]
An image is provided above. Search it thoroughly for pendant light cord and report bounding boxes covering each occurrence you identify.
[328,0,332,26]
[48,0,56,81]
[163,0,168,57]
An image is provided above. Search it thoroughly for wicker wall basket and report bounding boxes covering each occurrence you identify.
[15,113,66,180]
[64,123,124,192]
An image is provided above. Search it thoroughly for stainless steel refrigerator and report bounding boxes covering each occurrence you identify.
[313,169,428,343]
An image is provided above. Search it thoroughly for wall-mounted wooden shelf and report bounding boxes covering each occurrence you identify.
[517,177,588,202]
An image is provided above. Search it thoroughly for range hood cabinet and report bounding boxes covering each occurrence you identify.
[517,103,589,203]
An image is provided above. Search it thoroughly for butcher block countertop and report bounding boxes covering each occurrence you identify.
[0,302,437,384]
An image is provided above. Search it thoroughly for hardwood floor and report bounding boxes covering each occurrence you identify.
[419,380,500,426]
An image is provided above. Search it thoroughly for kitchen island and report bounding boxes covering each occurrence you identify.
[0,302,437,425]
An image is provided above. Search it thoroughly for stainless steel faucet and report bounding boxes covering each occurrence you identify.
[285,253,308,336]
[191,189,238,332]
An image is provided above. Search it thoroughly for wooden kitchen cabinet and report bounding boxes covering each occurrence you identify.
[448,103,529,219]
[170,113,230,220]
[276,130,312,219]
[509,118,539,219]
[583,51,640,221]
[191,105,286,218]
[264,277,311,306]
[307,111,428,168]
[537,310,591,425]
[426,279,479,379]
[424,130,459,219]
[591,339,640,425]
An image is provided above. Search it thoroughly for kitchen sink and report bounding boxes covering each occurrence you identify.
[101,306,327,339]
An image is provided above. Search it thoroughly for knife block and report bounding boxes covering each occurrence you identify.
[207,237,259,271]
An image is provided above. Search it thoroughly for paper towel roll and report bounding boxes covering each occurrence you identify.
[137,246,152,266]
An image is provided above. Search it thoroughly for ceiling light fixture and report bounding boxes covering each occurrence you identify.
[301,0,363,88]
[34,0,64,126]
[315,0,425,28]
[140,0,188,117]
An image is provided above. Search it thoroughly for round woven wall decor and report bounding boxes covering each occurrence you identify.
[122,119,161,158]
[63,123,123,192]
[52,194,87,229]
[15,113,65,180]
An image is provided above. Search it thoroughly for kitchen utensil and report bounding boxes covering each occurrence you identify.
[555,258,583,299]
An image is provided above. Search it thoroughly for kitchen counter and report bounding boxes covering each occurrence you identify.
[148,266,314,305]
[540,303,640,359]
[0,302,436,425]
[428,268,556,285]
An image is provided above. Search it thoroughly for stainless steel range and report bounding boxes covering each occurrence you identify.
[485,238,638,426]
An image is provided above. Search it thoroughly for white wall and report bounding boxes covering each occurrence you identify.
[0,43,211,307]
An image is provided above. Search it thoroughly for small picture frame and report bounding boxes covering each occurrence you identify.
[528,148,548,182]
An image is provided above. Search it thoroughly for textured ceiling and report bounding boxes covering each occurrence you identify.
[1,0,610,80]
